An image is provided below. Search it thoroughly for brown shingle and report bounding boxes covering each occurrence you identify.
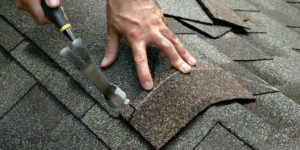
[122,65,254,149]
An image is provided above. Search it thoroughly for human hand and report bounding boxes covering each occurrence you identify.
[15,0,60,24]
[103,0,197,90]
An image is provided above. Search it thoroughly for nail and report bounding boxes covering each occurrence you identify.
[46,0,59,7]
[188,57,197,65]
[101,57,108,67]
[180,63,191,73]
[143,81,153,90]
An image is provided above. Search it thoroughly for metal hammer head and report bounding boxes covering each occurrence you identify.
[60,38,130,111]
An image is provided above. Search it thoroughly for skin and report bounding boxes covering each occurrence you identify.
[15,0,197,90]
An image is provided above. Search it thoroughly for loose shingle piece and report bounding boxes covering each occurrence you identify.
[122,65,254,149]
[179,19,231,38]
[156,0,213,24]
[199,0,250,28]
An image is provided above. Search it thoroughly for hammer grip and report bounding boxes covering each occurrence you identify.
[41,1,71,32]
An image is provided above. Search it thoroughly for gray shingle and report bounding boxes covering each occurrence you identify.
[47,115,107,150]
[179,19,232,38]
[0,85,69,149]
[209,32,272,61]
[237,11,300,56]
[244,93,300,142]
[165,17,194,34]
[234,75,279,95]
[177,34,233,65]
[195,124,252,150]
[82,105,151,150]
[215,103,300,149]
[157,0,213,24]
[0,47,36,118]
[246,0,300,27]
[0,17,24,51]
[217,0,259,12]
[277,84,300,104]
[11,41,95,118]
[123,65,254,149]
[240,57,300,86]
[167,103,300,149]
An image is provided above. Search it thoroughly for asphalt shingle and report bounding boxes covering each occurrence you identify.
[217,0,259,12]
[165,17,194,34]
[247,0,300,27]
[0,17,24,51]
[195,123,252,150]
[277,84,300,104]
[47,115,107,149]
[199,0,250,28]
[178,19,232,38]
[237,11,300,56]
[0,47,36,118]
[157,0,213,24]
[245,93,300,142]
[0,85,69,149]
[82,105,151,150]
[11,41,96,118]
[209,32,272,61]
[123,65,254,149]
[240,57,300,86]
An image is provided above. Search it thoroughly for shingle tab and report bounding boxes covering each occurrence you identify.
[11,41,95,118]
[157,0,213,24]
[0,47,36,118]
[277,84,300,104]
[245,93,300,142]
[240,57,300,86]
[179,19,232,38]
[195,124,252,150]
[82,105,151,150]
[47,115,107,149]
[210,32,272,61]
[0,85,69,149]
[199,0,250,28]
[165,17,194,34]
[0,17,24,51]
[122,65,254,149]
[217,0,259,12]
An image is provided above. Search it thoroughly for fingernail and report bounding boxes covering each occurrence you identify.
[180,63,191,73]
[46,0,59,7]
[143,81,153,90]
[189,57,197,65]
[101,57,108,67]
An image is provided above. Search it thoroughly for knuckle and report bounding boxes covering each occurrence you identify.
[159,40,172,50]
[134,54,147,64]
[126,29,142,40]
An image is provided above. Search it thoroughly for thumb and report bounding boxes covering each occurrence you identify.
[45,0,60,8]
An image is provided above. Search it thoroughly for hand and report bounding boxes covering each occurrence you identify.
[15,0,60,24]
[103,0,197,90]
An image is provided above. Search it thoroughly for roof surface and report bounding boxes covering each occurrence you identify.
[1,0,300,149]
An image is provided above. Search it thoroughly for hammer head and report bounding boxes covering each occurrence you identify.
[106,84,130,109]
[60,38,130,116]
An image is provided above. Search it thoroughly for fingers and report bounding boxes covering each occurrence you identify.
[161,29,197,66]
[131,42,153,90]
[15,0,60,24]
[150,30,192,73]
[101,31,121,67]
